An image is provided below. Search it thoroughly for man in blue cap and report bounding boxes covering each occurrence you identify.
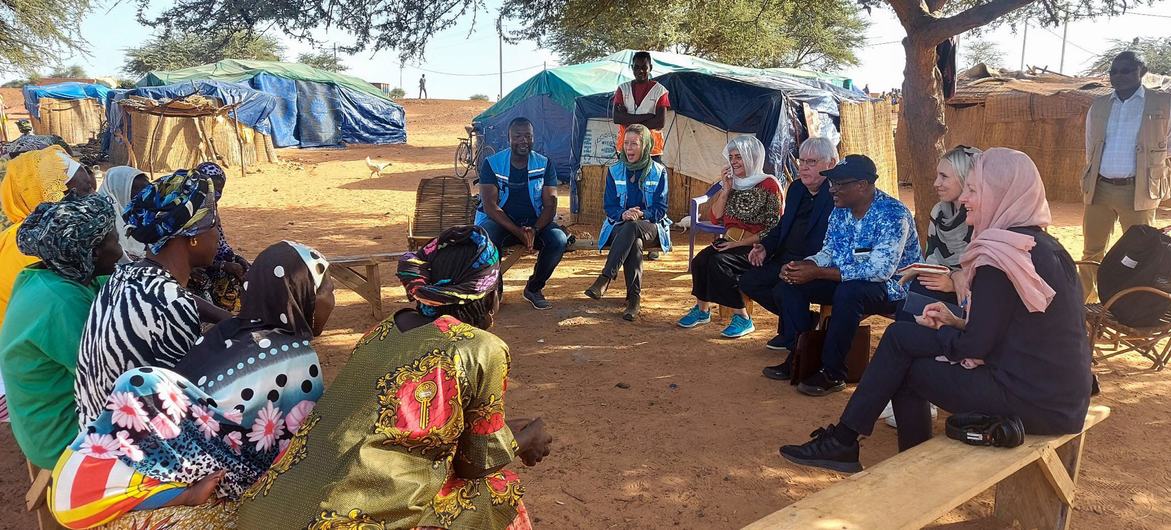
[763,154,920,396]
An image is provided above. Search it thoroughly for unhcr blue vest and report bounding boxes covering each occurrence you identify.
[474,149,549,226]
[597,161,672,252]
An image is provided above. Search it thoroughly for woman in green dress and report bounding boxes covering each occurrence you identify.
[236,225,552,530]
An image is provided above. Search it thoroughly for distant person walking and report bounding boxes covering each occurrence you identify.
[419,74,428,99]
[1080,51,1171,299]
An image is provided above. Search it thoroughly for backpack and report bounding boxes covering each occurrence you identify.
[1097,225,1171,327]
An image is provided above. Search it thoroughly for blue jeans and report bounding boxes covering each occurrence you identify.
[777,279,897,381]
[479,218,568,292]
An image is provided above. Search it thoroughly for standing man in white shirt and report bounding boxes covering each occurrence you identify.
[1081,51,1171,298]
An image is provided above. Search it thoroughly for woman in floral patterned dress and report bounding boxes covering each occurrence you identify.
[235,225,552,530]
[48,241,335,529]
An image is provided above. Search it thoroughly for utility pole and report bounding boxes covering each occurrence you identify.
[498,26,504,100]
[1059,16,1069,74]
[1020,20,1028,71]
[399,64,403,91]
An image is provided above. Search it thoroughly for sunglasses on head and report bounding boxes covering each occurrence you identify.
[953,144,981,156]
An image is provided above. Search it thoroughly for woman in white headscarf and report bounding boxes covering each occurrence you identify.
[97,166,151,262]
[676,135,783,339]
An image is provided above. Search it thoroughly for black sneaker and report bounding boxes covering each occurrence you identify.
[647,250,661,261]
[762,363,792,381]
[523,289,551,310]
[585,275,611,300]
[779,424,863,473]
[796,370,846,397]
[765,334,789,351]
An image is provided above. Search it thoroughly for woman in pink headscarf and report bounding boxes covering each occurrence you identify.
[777,148,1093,473]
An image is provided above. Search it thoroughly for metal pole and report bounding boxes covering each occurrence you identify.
[1059,16,1069,74]
[399,65,403,91]
[1020,20,1028,71]
[498,31,504,100]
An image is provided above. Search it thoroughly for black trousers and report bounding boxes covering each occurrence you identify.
[776,279,897,381]
[739,255,803,331]
[602,220,660,299]
[691,245,753,308]
[840,322,1052,451]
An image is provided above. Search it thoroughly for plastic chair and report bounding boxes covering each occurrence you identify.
[688,181,726,272]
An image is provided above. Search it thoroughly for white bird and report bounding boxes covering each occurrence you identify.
[675,215,692,233]
[366,156,393,178]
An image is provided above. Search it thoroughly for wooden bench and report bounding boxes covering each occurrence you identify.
[329,253,404,318]
[744,405,1110,530]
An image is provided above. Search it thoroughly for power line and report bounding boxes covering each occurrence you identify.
[1035,25,1099,56]
[389,62,544,77]
[1128,11,1171,19]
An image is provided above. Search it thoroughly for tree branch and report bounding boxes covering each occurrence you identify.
[887,0,931,31]
[925,0,948,13]
[925,0,1037,42]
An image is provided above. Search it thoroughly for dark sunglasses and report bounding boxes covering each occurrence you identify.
[1110,66,1139,75]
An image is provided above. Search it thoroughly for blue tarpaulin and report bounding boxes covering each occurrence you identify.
[103,80,279,153]
[23,82,112,119]
[139,60,406,148]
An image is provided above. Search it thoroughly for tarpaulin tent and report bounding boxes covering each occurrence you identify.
[105,80,280,172]
[568,70,894,226]
[22,82,112,144]
[139,60,406,148]
[472,50,861,181]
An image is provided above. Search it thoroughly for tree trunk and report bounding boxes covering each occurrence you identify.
[895,37,948,244]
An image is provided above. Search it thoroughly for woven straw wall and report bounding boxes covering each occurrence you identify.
[839,99,899,197]
[944,91,1093,203]
[575,164,707,228]
[110,110,276,173]
[30,97,104,145]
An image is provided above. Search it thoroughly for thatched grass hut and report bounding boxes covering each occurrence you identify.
[23,83,110,145]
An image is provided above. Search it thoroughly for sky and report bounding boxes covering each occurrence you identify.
[6,1,1171,97]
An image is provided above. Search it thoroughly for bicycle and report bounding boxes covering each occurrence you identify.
[454,125,495,180]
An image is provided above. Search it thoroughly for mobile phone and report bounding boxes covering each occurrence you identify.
[901,291,964,320]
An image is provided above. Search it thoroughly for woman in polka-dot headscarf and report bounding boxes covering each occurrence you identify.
[49,241,336,528]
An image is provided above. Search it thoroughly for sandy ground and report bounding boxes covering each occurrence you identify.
[2,98,1170,529]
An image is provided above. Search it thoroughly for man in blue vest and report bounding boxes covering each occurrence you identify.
[475,117,567,309]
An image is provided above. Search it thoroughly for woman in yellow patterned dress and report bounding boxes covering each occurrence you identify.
[236,225,552,530]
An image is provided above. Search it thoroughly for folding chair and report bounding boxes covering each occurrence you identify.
[1078,260,1171,370]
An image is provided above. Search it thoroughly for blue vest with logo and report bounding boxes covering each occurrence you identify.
[598,161,672,252]
[474,149,548,226]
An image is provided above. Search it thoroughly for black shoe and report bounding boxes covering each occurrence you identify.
[623,297,640,321]
[1091,373,1101,396]
[523,289,551,310]
[762,363,792,381]
[585,275,611,300]
[796,371,846,397]
[765,334,789,351]
[647,250,661,261]
[779,424,863,473]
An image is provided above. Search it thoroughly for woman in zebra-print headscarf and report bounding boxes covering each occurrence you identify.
[74,170,224,426]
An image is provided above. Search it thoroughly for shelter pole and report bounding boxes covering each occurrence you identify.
[1019,20,1028,71]
[1059,16,1069,74]
[498,31,503,100]
[232,106,246,181]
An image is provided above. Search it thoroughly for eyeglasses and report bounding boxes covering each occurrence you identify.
[1110,67,1139,75]
[797,158,823,166]
[828,179,861,190]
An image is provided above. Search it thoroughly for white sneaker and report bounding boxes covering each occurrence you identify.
[883,403,938,429]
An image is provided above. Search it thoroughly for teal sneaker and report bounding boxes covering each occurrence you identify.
[721,314,756,338]
[677,306,712,328]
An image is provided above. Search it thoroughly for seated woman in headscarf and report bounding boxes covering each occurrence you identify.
[896,145,982,313]
[187,162,251,313]
[584,123,671,321]
[97,166,151,262]
[676,135,782,338]
[778,148,1092,473]
[235,226,552,530]
[0,145,91,420]
[50,241,336,530]
[74,170,226,426]
[0,194,123,469]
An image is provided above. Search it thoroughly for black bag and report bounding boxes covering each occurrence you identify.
[1098,225,1171,327]
[790,325,871,384]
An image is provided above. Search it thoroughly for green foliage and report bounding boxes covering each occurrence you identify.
[48,64,87,78]
[122,30,285,77]
[1,79,26,88]
[470,94,490,101]
[527,0,865,70]
[960,36,1006,69]
[117,79,138,89]
[389,87,406,99]
[1085,37,1171,76]
[0,0,90,74]
[296,50,346,72]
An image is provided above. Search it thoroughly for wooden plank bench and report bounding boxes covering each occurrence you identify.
[329,253,404,318]
[743,405,1111,530]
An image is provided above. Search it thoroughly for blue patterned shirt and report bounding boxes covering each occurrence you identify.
[807,189,921,301]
